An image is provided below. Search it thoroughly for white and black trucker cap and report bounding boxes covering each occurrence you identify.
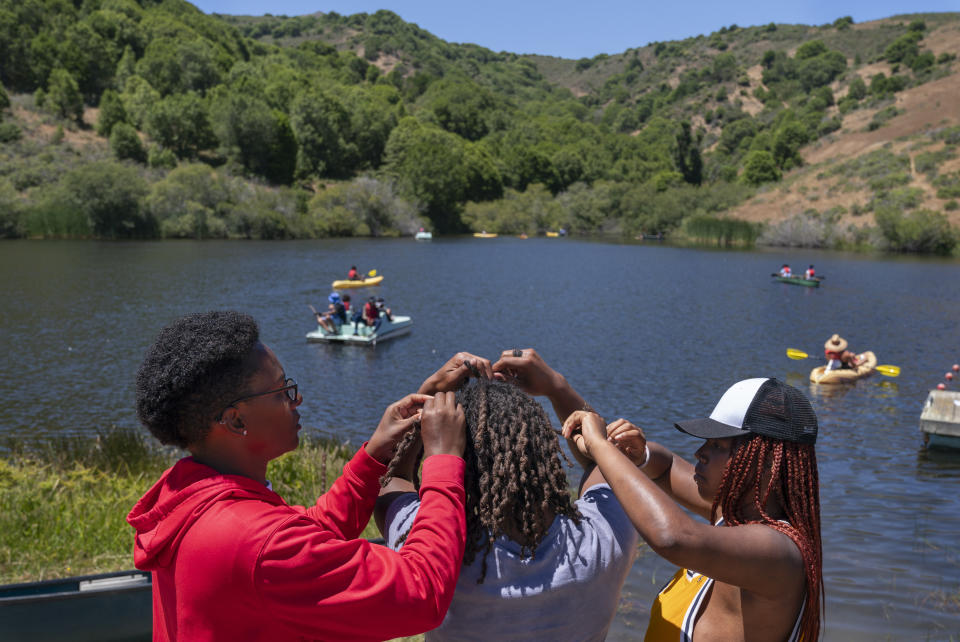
[674,378,818,444]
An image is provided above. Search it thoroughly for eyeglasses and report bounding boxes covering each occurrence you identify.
[222,378,299,415]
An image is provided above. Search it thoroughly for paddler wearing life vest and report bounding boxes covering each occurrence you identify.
[804,264,816,280]
[824,334,859,371]
[779,264,792,277]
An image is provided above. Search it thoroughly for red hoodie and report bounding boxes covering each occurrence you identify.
[127,447,465,641]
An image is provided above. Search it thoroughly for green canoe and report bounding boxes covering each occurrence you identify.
[774,276,820,287]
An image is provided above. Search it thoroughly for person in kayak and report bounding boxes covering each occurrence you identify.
[804,264,816,280]
[824,334,859,371]
[128,311,468,641]
[316,292,347,335]
[376,350,637,641]
[347,265,360,281]
[562,378,823,642]
[779,264,792,277]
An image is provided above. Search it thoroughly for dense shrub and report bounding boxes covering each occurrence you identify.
[109,123,147,163]
[874,206,956,253]
[742,150,781,185]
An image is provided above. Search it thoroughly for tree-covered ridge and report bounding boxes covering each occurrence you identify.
[0,3,958,251]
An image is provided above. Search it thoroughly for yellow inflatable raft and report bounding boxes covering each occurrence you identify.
[809,351,877,384]
[331,275,384,289]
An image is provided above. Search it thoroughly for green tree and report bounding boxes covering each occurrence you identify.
[848,76,867,100]
[145,92,215,159]
[742,150,781,185]
[210,88,296,184]
[0,81,9,112]
[289,88,355,178]
[772,120,809,170]
[46,68,84,122]
[110,122,146,163]
[96,89,128,137]
[674,121,703,185]
[59,161,151,238]
[121,75,161,128]
[884,32,922,65]
[381,117,470,232]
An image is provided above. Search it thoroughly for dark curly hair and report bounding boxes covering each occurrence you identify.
[135,311,260,449]
[384,379,581,583]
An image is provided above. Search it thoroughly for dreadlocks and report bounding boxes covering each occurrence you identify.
[383,378,581,583]
[713,434,823,642]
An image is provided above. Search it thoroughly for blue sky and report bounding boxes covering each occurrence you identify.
[191,1,957,59]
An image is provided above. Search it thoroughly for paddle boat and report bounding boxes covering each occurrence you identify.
[306,314,412,346]
[919,389,960,449]
[331,275,384,289]
[414,229,432,241]
[809,351,877,384]
[774,275,821,287]
[0,570,152,640]
[473,232,497,238]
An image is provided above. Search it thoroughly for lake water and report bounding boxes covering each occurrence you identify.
[1,238,959,640]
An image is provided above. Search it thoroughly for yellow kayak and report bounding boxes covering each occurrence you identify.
[810,351,877,384]
[331,275,384,289]
[545,231,559,237]
[473,232,498,238]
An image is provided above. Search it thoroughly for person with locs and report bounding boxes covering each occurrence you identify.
[376,350,637,641]
[127,311,468,641]
[824,333,859,371]
[562,378,823,642]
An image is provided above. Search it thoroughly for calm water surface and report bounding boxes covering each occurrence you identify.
[1,238,959,640]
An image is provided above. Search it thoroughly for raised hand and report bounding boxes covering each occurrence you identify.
[367,393,431,464]
[420,391,466,458]
[418,352,493,395]
[561,410,608,460]
[492,348,563,397]
[607,418,648,466]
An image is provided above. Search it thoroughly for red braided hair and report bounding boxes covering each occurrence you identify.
[712,435,823,641]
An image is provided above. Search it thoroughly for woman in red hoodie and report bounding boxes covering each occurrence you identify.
[128,310,467,641]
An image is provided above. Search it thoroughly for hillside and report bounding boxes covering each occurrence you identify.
[1,3,958,251]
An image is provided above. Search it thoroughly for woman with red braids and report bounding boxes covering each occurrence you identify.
[563,378,823,642]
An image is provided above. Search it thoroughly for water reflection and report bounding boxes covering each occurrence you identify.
[2,239,960,640]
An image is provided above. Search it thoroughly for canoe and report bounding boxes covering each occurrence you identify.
[306,315,412,346]
[775,276,820,287]
[0,570,151,641]
[473,232,497,238]
[414,231,432,241]
[810,351,877,384]
[331,275,384,289]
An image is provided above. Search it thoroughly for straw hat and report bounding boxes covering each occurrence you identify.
[824,334,848,352]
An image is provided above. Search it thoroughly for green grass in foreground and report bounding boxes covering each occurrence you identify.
[0,427,379,584]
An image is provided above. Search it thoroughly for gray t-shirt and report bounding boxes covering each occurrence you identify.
[384,484,638,641]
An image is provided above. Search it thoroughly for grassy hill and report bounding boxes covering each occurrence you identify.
[1,3,958,251]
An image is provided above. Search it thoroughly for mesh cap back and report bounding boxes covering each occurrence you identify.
[743,379,818,444]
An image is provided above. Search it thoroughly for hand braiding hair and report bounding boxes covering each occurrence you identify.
[381,379,581,583]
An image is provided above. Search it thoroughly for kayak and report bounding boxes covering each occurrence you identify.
[473,232,497,238]
[545,231,559,238]
[775,276,820,287]
[810,351,877,384]
[331,275,384,289]
[306,315,412,346]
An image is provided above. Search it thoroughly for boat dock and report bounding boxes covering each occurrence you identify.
[919,389,960,449]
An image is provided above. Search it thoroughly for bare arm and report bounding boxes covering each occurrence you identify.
[565,412,804,598]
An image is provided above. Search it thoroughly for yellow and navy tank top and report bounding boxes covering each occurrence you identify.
[644,520,804,642]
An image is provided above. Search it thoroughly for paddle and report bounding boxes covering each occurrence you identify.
[786,349,900,377]
[368,269,377,277]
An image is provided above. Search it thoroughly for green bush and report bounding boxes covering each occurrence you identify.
[0,122,21,142]
[933,172,960,199]
[945,200,959,211]
[57,161,152,238]
[875,206,956,253]
[109,123,146,163]
[0,180,24,238]
[96,89,128,137]
[915,148,956,177]
[742,150,781,185]
[46,69,84,122]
